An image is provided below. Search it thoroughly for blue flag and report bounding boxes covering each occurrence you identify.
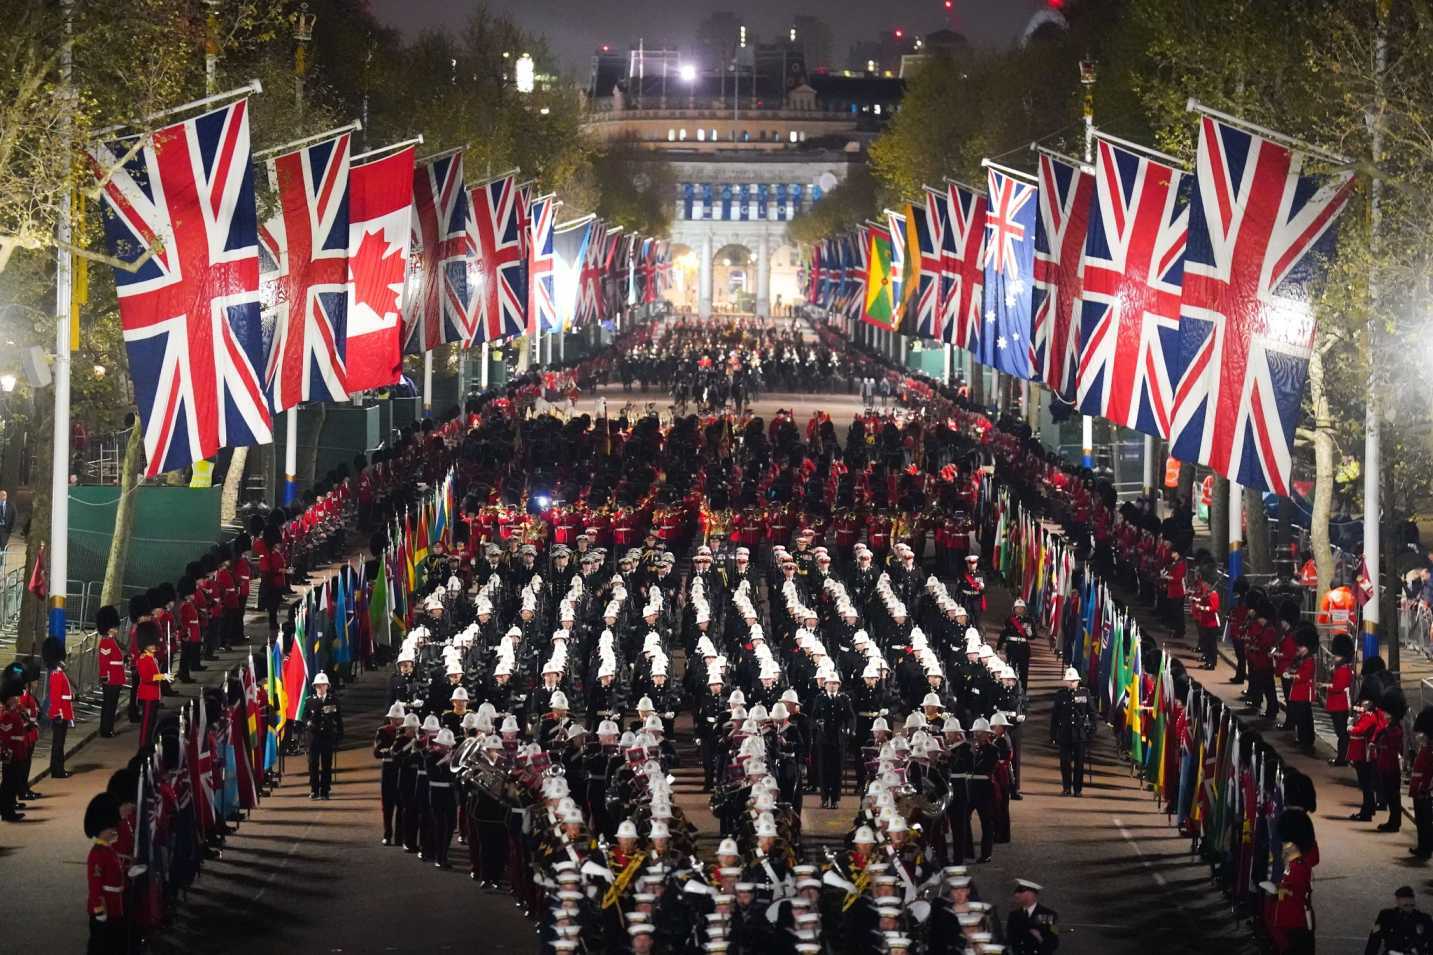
[978,166,1037,379]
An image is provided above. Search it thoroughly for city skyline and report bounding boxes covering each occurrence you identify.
[369,0,1050,74]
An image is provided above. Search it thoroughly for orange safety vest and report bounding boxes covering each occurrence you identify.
[1317,586,1356,635]
[1164,455,1181,489]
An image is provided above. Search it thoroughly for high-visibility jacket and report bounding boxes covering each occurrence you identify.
[1317,586,1356,636]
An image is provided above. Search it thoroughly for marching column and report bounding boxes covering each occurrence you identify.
[755,231,770,317]
[699,233,713,319]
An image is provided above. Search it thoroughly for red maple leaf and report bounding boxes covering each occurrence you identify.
[351,227,405,320]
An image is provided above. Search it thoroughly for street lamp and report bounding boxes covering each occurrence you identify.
[515,52,535,93]
[679,63,696,83]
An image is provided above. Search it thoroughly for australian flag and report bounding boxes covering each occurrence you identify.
[978,166,1038,379]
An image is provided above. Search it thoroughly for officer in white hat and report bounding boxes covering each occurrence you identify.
[374,702,406,844]
[1007,878,1059,953]
[305,672,343,799]
[1050,665,1096,797]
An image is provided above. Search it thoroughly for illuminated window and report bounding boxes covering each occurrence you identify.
[697,128,706,141]
[667,129,675,141]
[679,128,687,141]
[711,129,718,141]
[789,130,798,143]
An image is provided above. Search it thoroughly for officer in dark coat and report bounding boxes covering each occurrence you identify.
[998,598,1035,688]
[810,671,855,809]
[1049,667,1097,797]
[1366,885,1433,954]
[1006,879,1060,955]
[305,672,344,799]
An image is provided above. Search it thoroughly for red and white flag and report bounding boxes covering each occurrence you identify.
[344,146,414,392]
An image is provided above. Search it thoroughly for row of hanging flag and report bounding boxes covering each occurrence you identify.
[87,89,673,478]
[807,106,1356,498]
[979,472,1298,900]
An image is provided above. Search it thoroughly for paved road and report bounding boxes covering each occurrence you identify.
[0,387,1415,953]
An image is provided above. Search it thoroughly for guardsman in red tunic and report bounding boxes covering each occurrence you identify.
[1265,810,1316,953]
[44,636,75,778]
[135,623,170,752]
[1321,633,1355,766]
[85,794,128,954]
[0,683,30,820]
[96,605,126,738]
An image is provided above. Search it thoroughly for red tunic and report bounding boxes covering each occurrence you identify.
[48,668,74,722]
[1288,655,1315,703]
[137,653,163,703]
[87,840,126,920]
[1325,664,1353,713]
[98,636,127,686]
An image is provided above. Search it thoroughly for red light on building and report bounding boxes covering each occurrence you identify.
[601,44,610,52]
[894,28,904,38]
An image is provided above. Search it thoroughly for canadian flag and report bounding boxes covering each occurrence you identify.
[343,146,414,393]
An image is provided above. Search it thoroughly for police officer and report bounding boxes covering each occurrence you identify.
[1366,886,1433,954]
[305,672,344,799]
[1006,879,1060,955]
[1049,667,1096,797]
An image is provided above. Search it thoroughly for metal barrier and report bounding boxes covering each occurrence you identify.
[0,564,22,634]
[1400,598,1433,659]
[64,630,104,716]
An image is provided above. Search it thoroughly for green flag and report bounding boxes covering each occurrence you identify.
[369,556,391,647]
[862,225,898,331]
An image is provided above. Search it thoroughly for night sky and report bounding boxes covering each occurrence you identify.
[370,0,1050,76]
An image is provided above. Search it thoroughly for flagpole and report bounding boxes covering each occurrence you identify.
[1185,98,1352,166]
[1080,61,1096,470]
[281,13,315,508]
[423,352,434,415]
[978,158,1037,183]
[92,79,264,138]
[253,120,363,160]
[49,0,75,642]
[351,134,423,164]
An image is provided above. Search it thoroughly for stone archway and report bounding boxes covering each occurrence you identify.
[769,241,804,317]
[666,242,698,313]
[712,242,754,314]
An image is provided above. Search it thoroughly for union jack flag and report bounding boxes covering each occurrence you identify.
[260,132,352,412]
[579,219,607,325]
[1170,116,1354,495]
[1076,138,1189,438]
[845,229,868,324]
[90,99,272,477]
[941,181,988,351]
[404,151,471,354]
[468,173,527,344]
[1032,151,1094,403]
[527,194,557,334]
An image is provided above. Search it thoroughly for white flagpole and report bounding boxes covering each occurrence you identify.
[423,352,434,415]
[50,0,75,642]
